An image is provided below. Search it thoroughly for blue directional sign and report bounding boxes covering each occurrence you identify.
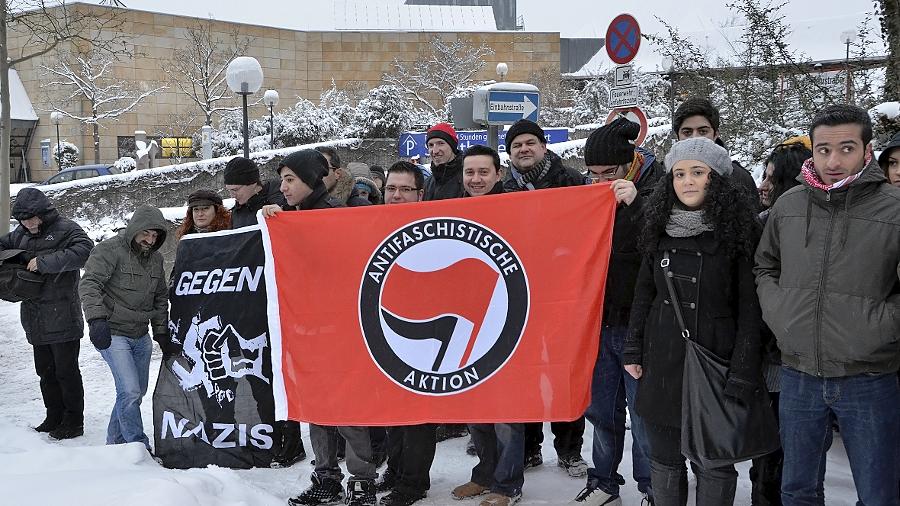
[487,91,540,124]
[397,128,568,158]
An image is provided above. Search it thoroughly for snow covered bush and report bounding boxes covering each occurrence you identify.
[344,85,415,139]
[113,156,136,172]
[52,141,79,169]
[274,98,341,148]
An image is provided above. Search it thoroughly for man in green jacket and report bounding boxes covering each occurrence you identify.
[755,104,900,505]
[79,204,171,450]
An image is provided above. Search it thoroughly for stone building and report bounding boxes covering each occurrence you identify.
[6,2,579,182]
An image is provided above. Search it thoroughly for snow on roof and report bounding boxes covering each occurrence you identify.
[334,0,496,31]
[2,70,38,122]
[871,101,900,121]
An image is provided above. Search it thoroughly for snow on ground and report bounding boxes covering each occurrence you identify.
[0,300,858,505]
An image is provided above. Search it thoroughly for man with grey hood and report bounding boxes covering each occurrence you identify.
[80,204,172,450]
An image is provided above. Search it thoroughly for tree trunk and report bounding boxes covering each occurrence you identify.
[93,122,100,163]
[883,0,900,99]
[0,1,12,227]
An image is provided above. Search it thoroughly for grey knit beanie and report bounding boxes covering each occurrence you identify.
[664,137,733,177]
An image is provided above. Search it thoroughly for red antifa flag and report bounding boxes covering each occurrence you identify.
[261,184,616,425]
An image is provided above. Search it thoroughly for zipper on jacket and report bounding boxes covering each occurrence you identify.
[813,204,836,377]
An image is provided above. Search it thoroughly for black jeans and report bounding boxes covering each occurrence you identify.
[750,391,783,505]
[524,417,585,459]
[384,424,437,495]
[33,340,84,425]
[644,421,737,506]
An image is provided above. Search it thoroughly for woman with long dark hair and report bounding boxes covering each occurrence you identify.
[623,137,763,505]
[175,189,231,239]
[758,136,812,214]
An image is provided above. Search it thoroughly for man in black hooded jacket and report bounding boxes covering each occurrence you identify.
[1,187,93,440]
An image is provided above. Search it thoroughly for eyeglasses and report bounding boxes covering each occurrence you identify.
[586,166,623,182]
[384,185,420,194]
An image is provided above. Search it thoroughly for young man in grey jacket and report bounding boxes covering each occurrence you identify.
[755,104,900,505]
[80,205,171,450]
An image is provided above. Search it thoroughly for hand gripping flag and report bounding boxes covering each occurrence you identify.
[260,184,616,425]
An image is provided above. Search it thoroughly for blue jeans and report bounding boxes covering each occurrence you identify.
[469,423,525,497]
[584,325,651,495]
[98,335,152,448]
[780,367,900,506]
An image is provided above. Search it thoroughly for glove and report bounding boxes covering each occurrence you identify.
[88,318,112,350]
[153,333,181,358]
[724,375,759,404]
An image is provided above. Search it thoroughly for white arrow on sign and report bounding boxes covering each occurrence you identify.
[489,94,538,119]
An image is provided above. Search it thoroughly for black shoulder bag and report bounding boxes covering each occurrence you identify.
[660,251,779,469]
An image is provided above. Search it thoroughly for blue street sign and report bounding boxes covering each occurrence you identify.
[486,91,540,124]
[397,128,568,158]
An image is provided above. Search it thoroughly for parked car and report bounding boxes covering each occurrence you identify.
[41,164,121,185]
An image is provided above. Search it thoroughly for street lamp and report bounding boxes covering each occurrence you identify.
[661,58,676,137]
[263,89,279,148]
[225,56,264,158]
[496,62,509,82]
[840,30,857,103]
[50,111,63,170]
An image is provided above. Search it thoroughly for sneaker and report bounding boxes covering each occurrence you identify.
[558,455,589,478]
[375,470,397,493]
[34,417,62,433]
[346,479,376,506]
[271,446,307,468]
[451,482,490,500]
[288,473,345,506]
[379,490,426,506]
[48,424,83,440]
[571,479,621,505]
[466,437,477,456]
[523,448,543,470]
[479,492,521,506]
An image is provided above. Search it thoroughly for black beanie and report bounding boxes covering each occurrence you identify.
[584,117,640,166]
[505,119,546,153]
[279,149,329,187]
[223,156,260,185]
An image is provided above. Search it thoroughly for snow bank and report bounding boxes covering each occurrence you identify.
[0,417,282,506]
[871,101,900,120]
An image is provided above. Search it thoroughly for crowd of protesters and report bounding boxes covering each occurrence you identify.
[0,98,897,506]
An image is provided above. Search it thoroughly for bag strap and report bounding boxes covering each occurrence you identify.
[660,251,690,339]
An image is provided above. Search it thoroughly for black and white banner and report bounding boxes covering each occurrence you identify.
[152,227,275,469]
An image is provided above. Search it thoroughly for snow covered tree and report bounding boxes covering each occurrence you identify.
[41,50,166,163]
[52,141,79,169]
[162,18,252,126]
[877,0,900,98]
[569,74,612,125]
[383,35,495,119]
[0,0,125,226]
[345,85,416,139]
[319,80,357,127]
[273,98,341,147]
[528,65,577,127]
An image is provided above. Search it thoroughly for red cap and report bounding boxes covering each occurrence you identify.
[426,123,458,151]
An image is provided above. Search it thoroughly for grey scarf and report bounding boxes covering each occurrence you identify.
[666,208,714,237]
[520,155,552,187]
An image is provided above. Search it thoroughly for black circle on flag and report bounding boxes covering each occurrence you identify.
[359,217,529,395]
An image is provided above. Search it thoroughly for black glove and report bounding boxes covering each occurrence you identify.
[724,375,759,404]
[153,333,181,358]
[88,318,112,350]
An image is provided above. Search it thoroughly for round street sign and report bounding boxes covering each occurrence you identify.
[605,14,641,65]
[606,107,648,147]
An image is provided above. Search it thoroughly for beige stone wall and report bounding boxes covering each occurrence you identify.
[10,4,561,182]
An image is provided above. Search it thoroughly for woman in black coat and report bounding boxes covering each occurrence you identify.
[623,137,763,506]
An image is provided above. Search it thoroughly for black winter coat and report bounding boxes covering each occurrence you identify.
[603,151,664,326]
[231,179,288,229]
[2,188,93,345]
[624,232,762,428]
[425,155,465,200]
[503,150,586,192]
